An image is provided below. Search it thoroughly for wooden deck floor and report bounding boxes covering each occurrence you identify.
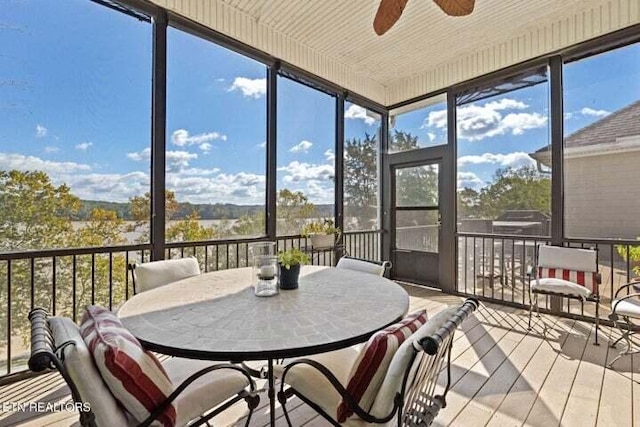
[1,285,638,427]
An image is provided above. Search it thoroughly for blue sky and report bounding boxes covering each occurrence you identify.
[1,0,638,206]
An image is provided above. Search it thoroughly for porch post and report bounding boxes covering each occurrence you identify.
[266,62,279,241]
[380,112,391,268]
[335,94,345,261]
[550,55,564,311]
[150,10,167,261]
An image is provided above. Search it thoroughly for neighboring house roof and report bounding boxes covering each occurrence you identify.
[531,100,640,166]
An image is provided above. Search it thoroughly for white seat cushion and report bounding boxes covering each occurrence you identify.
[135,257,201,293]
[48,317,132,427]
[274,346,362,420]
[613,298,640,318]
[531,277,592,299]
[336,257,386,276]
[162,358,250,426]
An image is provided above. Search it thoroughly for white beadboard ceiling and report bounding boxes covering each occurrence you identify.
[150,0,640,106]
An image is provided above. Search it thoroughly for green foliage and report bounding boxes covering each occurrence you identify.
[615,239,640,276]
[301,218,340,236]
[277,248,310,270]
[344,133,378,230]
[0,170,79,252]
[232,212,266,237]
[166,211,217,242]
[277,189,317,235]
[458,166,551,219]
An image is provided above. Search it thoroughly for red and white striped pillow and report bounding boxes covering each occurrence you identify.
[337,310,428,422]
[80,306,176,427]
[538,267,599,294]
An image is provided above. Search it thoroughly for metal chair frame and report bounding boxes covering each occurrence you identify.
[28,308,260,427]
[526,246,601,345]
[607,282,640,367]
[277,298,479,427]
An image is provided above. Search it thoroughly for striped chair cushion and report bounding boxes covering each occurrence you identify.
[80,306,176,427]
[337,310,428,423]
[538,267,599,295]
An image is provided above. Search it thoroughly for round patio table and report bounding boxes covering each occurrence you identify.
[118,265,409,426]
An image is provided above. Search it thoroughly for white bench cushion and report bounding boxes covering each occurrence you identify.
[274,346,362,420]
[135,257,201,293]
[162,358,250,426]
[336,257,387,276]
[613,298,640,318]
[532,277,592,299]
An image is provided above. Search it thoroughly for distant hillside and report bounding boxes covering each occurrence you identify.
[75,200,333,221]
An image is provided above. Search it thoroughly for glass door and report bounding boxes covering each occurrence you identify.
[392,161,441,286]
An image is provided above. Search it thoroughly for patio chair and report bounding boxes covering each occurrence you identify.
[129,256,200,294]
[527,245,601,344]
[607,279,640,367]
[28,308,259,427]
[336,256,392,277]
[275,298,479,426]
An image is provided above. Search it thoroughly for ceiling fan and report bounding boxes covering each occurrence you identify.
[373,0,475,35]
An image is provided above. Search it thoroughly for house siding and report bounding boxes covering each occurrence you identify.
[565,151,640,240]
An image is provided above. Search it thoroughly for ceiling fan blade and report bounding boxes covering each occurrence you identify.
[433,0,475,16]
[373,0,409,36]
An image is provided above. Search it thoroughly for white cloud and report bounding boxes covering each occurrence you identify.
[500,112,548,135]
[457,152,536,169]
[199,143,212,153]
[63,172,149,202]
[484,98,528,110]
[580,107,610,118]
[127,147,198,170]
[324,149,335,162]
[35,124,48,138]
[228,77,267,99]
[258,141,267,148]
[75,142,93,151]
[126,147,150,162]
[457,171,484,190]
[425,97,547,141]
[171,129,227,147]
[0,152,91,174]
[290,140,313,153]
[278,161,334,183]
[166,171,266,204]
[427,132,436,142]
[344,104,377,125]
[44,146,59,153]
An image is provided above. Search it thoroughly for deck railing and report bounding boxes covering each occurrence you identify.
[0,230,381,379]
[457,232,640,321]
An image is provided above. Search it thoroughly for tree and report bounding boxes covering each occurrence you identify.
[232,212,266,237]
[128,190,179,243]
[277,189,316,235]
[0,170,79,252]
[166,211,216,242]
[467,166,551,219]
[344,133,378,230]
[0,171,129,346]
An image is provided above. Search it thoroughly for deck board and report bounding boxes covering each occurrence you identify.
[0,284,638,427]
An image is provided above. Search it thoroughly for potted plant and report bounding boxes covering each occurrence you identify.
[301,219,341,249]
[277,248,310,290]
